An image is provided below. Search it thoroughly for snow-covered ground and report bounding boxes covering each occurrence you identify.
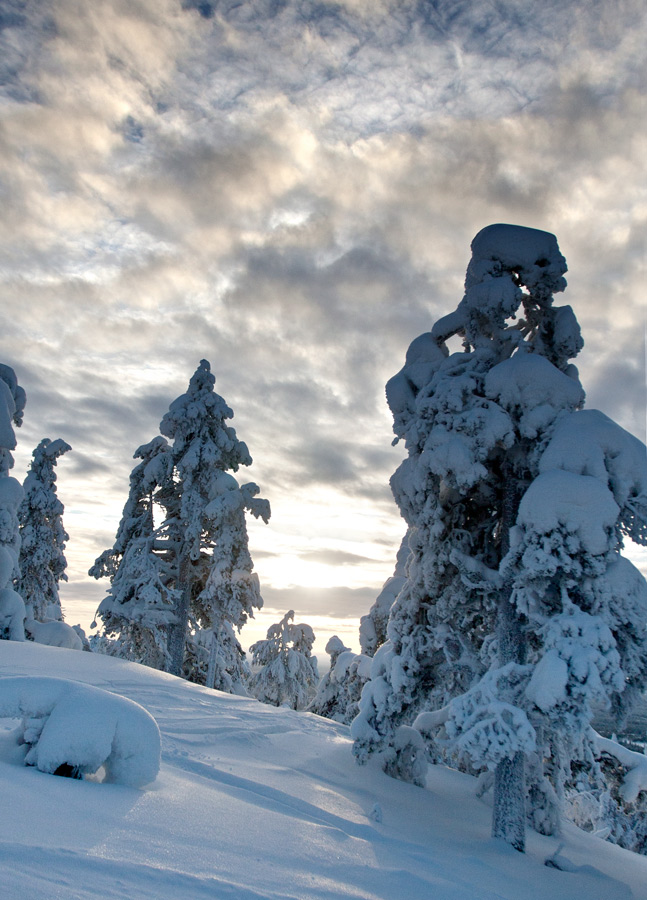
[1,643,646,900]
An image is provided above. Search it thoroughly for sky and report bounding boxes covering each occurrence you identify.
[1,0,646,656]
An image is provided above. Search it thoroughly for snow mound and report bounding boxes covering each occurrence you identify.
[25,618,84,650]
[0,676,160,787]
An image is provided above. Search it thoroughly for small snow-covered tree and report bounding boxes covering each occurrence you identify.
[16,438,71,622]
[309,636,371,724]
[352,224,647,853]
[359,534,409,657]
[92,361,269,691]
[90,436,177,670]
[0,365,27,642]
[250,610,319,710]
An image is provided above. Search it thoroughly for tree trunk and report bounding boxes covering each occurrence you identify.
[492,751,526,851]
[492,470,527,852]
[167,552,192,677]
[206,622,222,690]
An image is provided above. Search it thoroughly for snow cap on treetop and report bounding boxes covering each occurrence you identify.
[0,364,26,429]
[466,223,567,295]
[38,438,72,459]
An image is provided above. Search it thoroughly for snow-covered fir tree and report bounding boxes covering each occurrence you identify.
[92,361,270,692]
[16,438,71,622]
[352,224,647,853]
[0,365,27,642]
[250,610,319,710]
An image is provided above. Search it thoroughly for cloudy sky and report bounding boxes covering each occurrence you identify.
[1,0,645,656]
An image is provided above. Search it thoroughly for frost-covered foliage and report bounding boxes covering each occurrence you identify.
[353,224,647,852]
[309,636,371,724]
[566,732,647,855]
[0,365,27,642]
[16,438,71,622]
[250,610,319,710]
[0,676,160,787]
[92,361,269,691]
[359,534,409,658]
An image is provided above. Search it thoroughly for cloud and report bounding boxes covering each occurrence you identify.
[299,548,385,566]
[1,0,645,631]
[261,584,378,620]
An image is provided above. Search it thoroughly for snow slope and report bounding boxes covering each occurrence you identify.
[1,643,646,900]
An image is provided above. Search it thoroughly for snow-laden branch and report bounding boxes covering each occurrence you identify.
[413,706,450,735]
[592,729,647,804]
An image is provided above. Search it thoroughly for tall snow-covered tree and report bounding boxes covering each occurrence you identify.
[352,224,647,853]
[250,610,319,710]
[158,360,270,688]
[0,365,27,642]
[92,361,270,691]
[16,438,71,622]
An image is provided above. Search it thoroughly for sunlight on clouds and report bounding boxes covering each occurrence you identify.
[1,0,646,636]
[255,553,389,593]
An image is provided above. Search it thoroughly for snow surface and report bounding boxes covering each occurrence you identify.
[1,643,647,900]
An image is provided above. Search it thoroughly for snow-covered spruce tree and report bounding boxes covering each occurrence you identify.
[309,635,371,724]
[352,224,647,852]
[92,361,270,692]
[16,438,71,622]
[0,365,27,641]
[159,360,270,690]
[90,436,177,670]
[250,610,319,710]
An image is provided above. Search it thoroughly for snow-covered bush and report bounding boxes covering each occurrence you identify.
[16,438,71,622]
[0,676,160,787]
[250,610,319,710]
[353,224,647,853]
[92,361,270,691]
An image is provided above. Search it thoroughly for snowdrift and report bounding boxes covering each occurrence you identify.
[0,676,160,786]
